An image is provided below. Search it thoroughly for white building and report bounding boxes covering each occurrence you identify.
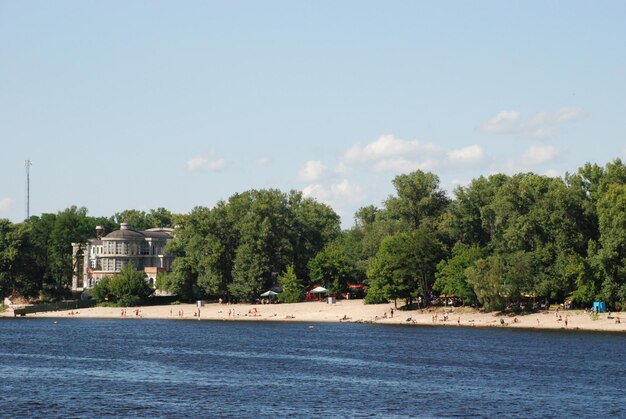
[72,223,175,290]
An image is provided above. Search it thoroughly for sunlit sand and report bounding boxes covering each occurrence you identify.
[5,300,624,333]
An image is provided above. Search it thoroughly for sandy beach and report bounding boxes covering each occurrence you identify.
[4,299,625,333]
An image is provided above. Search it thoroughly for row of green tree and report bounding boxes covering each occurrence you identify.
[156,190,340,303]
[156,160,626,311]
[328,160,626,311]
[2,160,626,310]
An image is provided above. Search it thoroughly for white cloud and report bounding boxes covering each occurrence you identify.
[207,159,226,170]
[302,179,365,205]
[529,128,552,139]
[187,156,226,172]
[334,161,348,174]
[481,111,521,134]
[330,179,365,203]
[302,184,329,201]
[0,197,13,211]
[556,107,587,123]
[446,144,484,166]
[339,134,490,178]
[257,155,270,166]
[343,134,437,162]
[522,145,559,166]
[481,107,587,137]
[372,158,438,173]
[340,134,441,175]
[298,160,327,182]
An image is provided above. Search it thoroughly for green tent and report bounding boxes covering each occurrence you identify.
[260,290,279,298]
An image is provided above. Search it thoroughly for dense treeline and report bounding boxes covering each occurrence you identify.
[157,189,340,302]
[357,160,626,311]
[2,160,626,310]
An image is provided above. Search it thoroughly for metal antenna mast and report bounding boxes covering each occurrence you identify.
[25,160,32,219]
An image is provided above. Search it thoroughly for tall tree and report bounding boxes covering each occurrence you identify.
[385,170,450,228]
[0,220,38,299]
[278,265,304,303]
[290,192,341,280]
[595,183,626,308]
[146,208,174,228]
[113,209,149,230]
[308,241,356,294]
[157,256,197,302]
[354,205,380,228]
[434,243,484,305]
[450,174,508,246]
[93,265,153,306]
[366,227,444,307]
[465,256,508,312]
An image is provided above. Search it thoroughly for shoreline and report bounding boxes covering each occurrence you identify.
[3,300,625,333]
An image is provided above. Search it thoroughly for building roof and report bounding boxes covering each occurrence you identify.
[102,224,173,240]
[105,229,145,239]
[143,227,174,239]
[143,231,173,239]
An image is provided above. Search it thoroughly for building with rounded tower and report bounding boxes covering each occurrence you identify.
[72,222,175,290]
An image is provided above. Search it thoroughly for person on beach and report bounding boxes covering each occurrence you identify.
[390,308,394,318]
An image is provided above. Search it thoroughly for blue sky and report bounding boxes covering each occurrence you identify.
[1,1,625,228]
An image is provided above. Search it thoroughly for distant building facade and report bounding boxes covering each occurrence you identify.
[72,223,175,290]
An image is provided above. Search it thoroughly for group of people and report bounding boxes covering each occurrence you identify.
[555,309,569,326]
[167,307,201,319]
[430,312,462,326]
[120,308,141,317]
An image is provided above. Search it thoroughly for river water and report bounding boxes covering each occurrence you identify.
[0,318,624,418]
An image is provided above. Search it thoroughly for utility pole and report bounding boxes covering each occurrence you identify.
[25,160,32,220]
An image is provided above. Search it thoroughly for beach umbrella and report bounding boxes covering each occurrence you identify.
[310,286,328,301]
[260,290,278,297]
